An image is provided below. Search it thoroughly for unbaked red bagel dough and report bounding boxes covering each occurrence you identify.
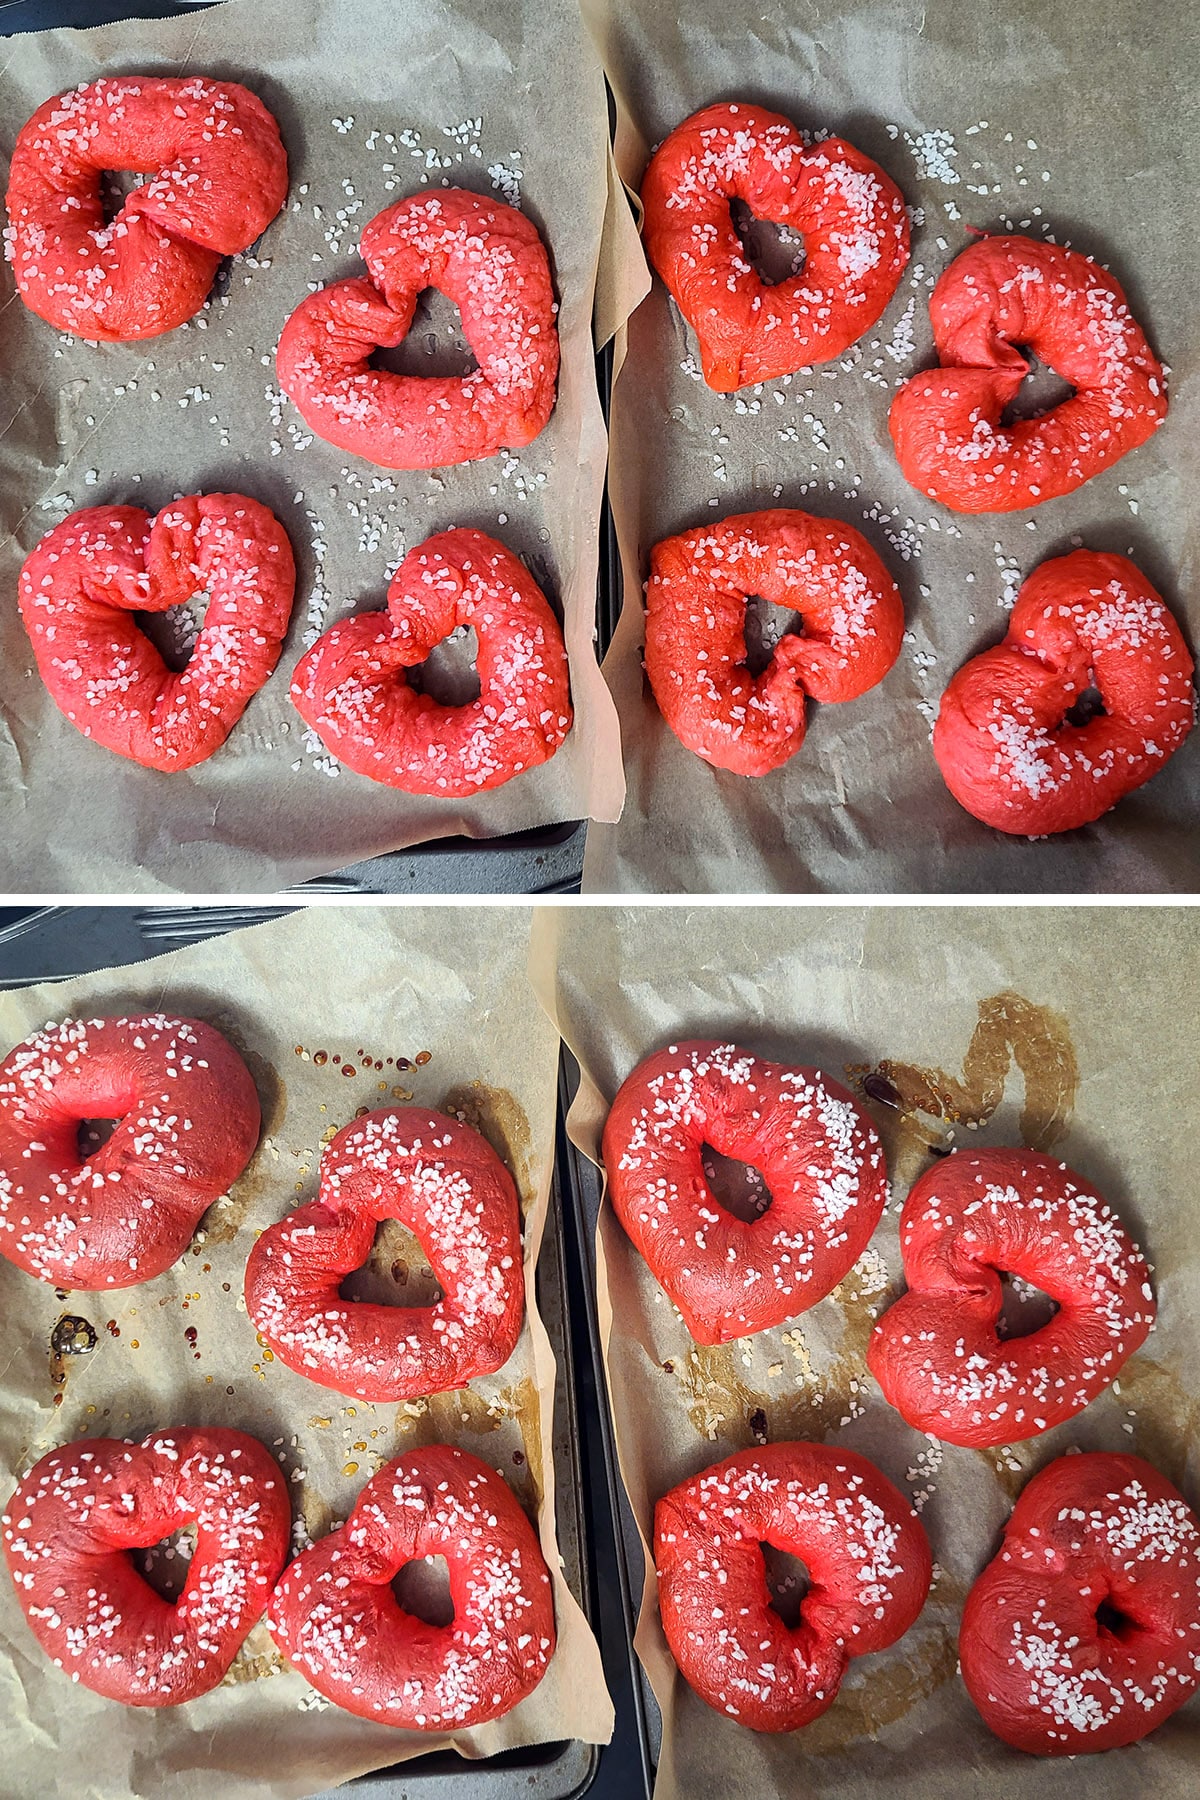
[2,1427,290,1705]
[655,1442,931,1731]
[276,189,558,469]
[19,495,297,772]
[0,1014,260,1290]
[933,550,1194,836]
[960,1453,1200,1754]
[268,1444,555,1727]
[290,527,572,796]
[889,236,1167,512]
[867,1149,1155,1448]
[645,510,904,776]
[245,1106,524,1402]
[641,101,910,393]
[602,1041,888,1345]
[5,76,288,341]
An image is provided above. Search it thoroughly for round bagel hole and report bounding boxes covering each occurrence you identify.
[133,1524,197,1604]
[700,1144,773,1222]
[77,1117,119,1158]
[996,1270,1059,1339]
[1064,683,1106,729]
[1094,1595,1136,1640]
[761,1542,810,1628]
[338,1218,444,1309]
[100,168,146,225]
[406,623,481,707]
[1000,346,1076,426]
[743,594,804,678]
[729,198,807,286]
[368,288,479,380]
[392,1552,455,1628]
[136,593,208,673]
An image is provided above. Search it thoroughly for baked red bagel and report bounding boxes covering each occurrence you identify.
[867,1149,1155,1448]
[655,1442,931,1731]
[289,527,571,796]
[889,236,1167,512]
[0,1014,260,1290]
[602,1041,888,1345]
[2,1427,290,1705]
[268,1444,555,1727]
[645,510,904,776]
[5,76,287,341]
[641,101,909,393]
[19,495,297,772]
[960,1453,1200,1755]
[245,1106,524,1402]
[933,550,1194,836]
[276,189,558,469]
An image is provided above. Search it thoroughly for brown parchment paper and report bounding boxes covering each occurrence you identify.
[0,0,626,895]
[532,903,1200,1798]
[0,906,613,1800]
[581,0,1200,894]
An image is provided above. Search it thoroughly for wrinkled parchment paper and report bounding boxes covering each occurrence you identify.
[534,903,1200,1797]
[0,0,625,895]
[0,907,613,1800]
[581,0,1200,893]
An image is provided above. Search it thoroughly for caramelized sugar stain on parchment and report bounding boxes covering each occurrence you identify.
[656,992,1081,1750]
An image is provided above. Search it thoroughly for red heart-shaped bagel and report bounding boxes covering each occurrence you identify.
[933,550,1194,835]
[889,236,1166,512]
[0,1013,261,1290]
[655,1442,931,1731]
[290,527,572,796]
[276,190,558,470]
[5,76,287,341]
[19,494,296,773]
[267,1444,555,1728]
[3,1427,290,1705]
[603,1040,888,1344]
[960,1453,1200,1754]
[645,509,904,776]
[245,1106,525,1402]
[641,101,910,392]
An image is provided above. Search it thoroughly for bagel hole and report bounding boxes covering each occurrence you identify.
[392,1552,455,1628]
[77,1117,119,1158]
[100,168,146,225]
[1000,347,1076,426]
[406,623,482,707]
[729,198,807,286]
[136,593,208,673]
[132,1524,197,1604]
[761,1542,810,1629]
[338,1217,444,1309]
[1094,1596,1137,1641]
[743,593,804,678]
[700,1144,773,1223]
[368,288,478,379]
[1064,683,1106,729]
[996,1270,1059,1339]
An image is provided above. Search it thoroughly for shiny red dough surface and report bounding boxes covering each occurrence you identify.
[0,1014,260,1290]
[602,1041,888,1344]
[933,550,1194,836]
[5,76,287,341]
[2,1428,289,1705]
[277,190,558,470]
[889,236,1166,512]
[960,1453,1200,1755]
[268,1444,555,1728]
[18,496,296,773]
[867,1148,1155,1448]
[655,1442,931,1731]
[290,527,572,797]
[641,101,909,392]
[245,1106,524,1402]
[645,510,904,777]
